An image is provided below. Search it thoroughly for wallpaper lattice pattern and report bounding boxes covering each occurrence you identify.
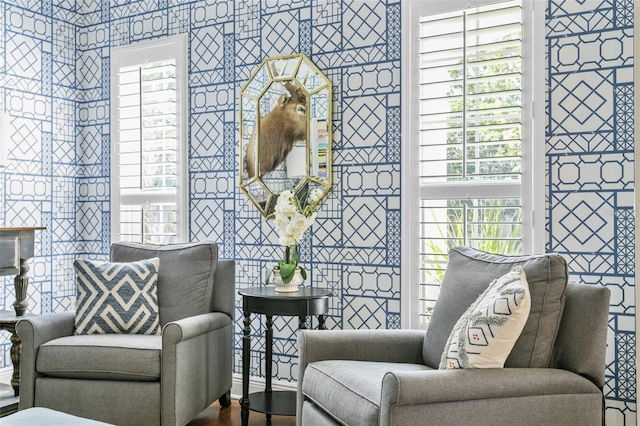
[547,0,635,423]
[0,0,635,423]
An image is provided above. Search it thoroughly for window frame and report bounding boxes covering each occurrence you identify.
[401,0,545,329]
[110,34,189,244]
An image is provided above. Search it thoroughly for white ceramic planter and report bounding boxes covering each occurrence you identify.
[272,267,304,292]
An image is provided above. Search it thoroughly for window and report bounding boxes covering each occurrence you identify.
[110,35,188,244]
[402,1,544,328]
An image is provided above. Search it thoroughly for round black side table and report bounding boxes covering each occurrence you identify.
[238,286,332,426]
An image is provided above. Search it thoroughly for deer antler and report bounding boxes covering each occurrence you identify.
[270,62,280,78]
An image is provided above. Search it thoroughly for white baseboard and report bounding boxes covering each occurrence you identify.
[230,373,296,400]
[0,367,11,385]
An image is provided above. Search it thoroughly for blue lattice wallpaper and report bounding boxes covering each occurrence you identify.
[547,1,635,423]
[0,0,635,423]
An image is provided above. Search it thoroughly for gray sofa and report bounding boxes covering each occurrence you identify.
[297,247,611,426]
[17,241,235,426]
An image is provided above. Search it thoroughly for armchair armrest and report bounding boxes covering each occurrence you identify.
[382,368,599,406]
[380,368,602,425]
[162,311,231,345]
[161,311,233,426]
[297,329,425,420]
[298,329,425,367]
[16,311,76,409]
[16,311,76,347]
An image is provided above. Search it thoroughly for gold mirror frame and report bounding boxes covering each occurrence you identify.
[239,54,332,218]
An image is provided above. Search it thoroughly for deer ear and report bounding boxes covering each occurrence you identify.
[278,94,289,107]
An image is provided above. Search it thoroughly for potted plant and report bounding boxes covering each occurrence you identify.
[266,189,319,291]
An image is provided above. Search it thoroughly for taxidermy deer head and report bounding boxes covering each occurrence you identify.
[245,81,307,178]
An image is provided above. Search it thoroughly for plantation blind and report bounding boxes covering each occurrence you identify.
[111,36,187,244]
[418,1,524,325]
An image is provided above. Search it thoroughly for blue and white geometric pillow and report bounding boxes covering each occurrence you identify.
[440,267,531,369]
[74,258,161,335]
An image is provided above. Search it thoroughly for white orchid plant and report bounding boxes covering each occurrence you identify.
[266,189,321,284]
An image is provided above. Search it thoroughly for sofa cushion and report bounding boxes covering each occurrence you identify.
[302,360,430,426]
[423,247,568,369]
[74,257,161,335]
[440,267,531,369]
[37,334,161,381]
[110,241,218,325]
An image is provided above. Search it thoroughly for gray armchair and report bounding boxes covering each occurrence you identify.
[17,241,235,426]
[297,247,610,426]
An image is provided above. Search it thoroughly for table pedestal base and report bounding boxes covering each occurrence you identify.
[239,287,332,426]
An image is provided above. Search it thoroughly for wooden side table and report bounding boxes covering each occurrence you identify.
[0,227,46,316]
[238,286,332,426]
[0,310,33,397]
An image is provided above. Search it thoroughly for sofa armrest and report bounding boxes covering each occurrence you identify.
[161,311,233,426]
[297,329,425,420]
[16,311,76,409]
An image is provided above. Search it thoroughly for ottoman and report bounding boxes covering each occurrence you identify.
[3,407,114,425]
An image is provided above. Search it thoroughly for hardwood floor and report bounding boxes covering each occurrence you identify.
[187,399,296,426]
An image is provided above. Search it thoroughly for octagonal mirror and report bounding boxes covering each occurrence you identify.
[239,54,332,218]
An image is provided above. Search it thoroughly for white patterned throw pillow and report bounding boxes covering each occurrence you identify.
[440,267,531,369]
[74,257,161,335]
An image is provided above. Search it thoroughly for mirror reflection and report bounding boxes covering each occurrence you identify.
[239,54,332,218]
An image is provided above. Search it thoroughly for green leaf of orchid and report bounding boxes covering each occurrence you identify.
[278,261,297,284]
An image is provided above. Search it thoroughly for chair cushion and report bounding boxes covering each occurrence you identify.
[37,334,162,381]
[423,247,568,369]
[302,360,430,426]
[440,267,531,369]
[74,258,161,335]
[110,241,218,325]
